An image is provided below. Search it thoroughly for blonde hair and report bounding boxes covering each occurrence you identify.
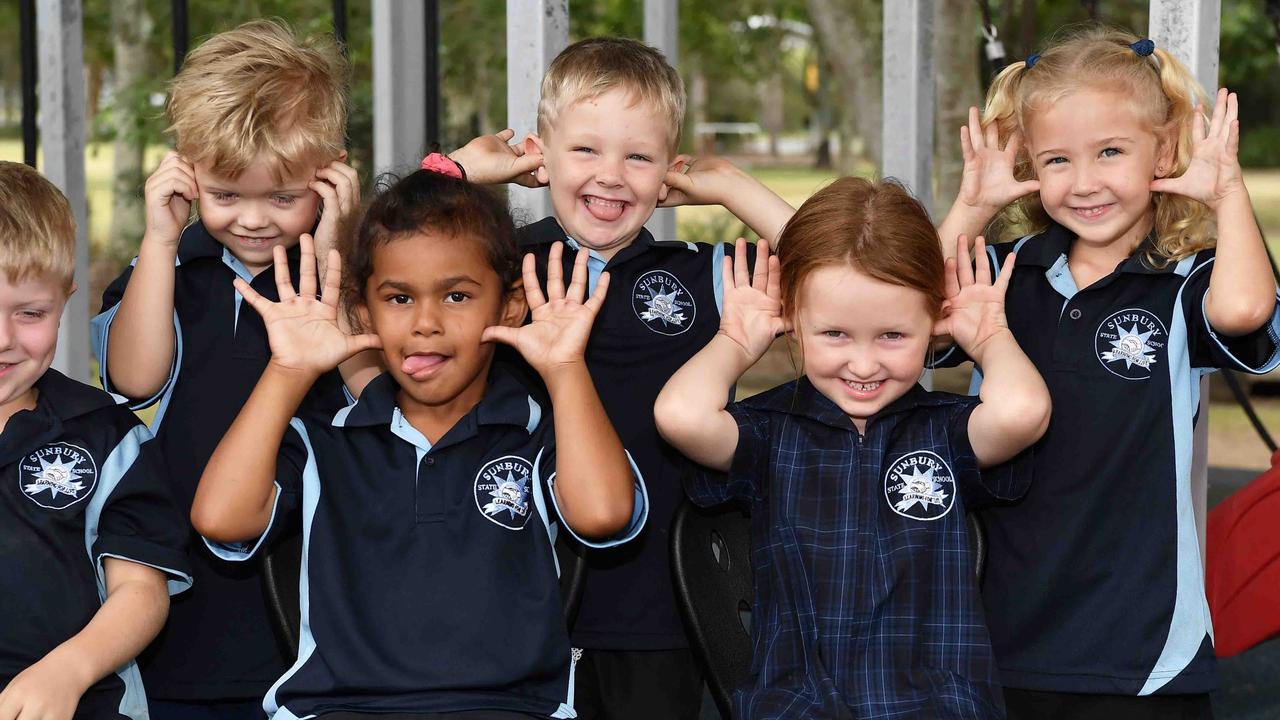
[0,162,76,292]
[167,19,349,181]
[538,37,685,153]
[983,25,1211,263]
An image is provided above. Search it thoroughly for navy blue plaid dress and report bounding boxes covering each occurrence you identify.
[688,379,1029,719]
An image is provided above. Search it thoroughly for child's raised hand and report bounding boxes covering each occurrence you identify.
[955,107,1040,214]
[483,242,606,375]
[935,235,1016,362]
[233,234,381,378]
[143,151,197,248]
[658,155,734,207]
[449,129,545,187]
[717,238,784,363]
[1150,88,1245,210]
[309,158,360,262]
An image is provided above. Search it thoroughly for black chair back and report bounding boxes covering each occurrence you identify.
[670,500,990,719]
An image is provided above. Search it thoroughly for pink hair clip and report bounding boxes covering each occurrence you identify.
[420,152,466,180]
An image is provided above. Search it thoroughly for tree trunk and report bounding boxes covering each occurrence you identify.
[806,0,881,170]
[934,0,981,211]
[109,0,152,260]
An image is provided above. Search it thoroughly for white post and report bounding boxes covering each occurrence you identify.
[38,0,90,382]
[645,0,678,241]
[372,0,426,177]
[881,0,935,217]
[507,0,567,225]
[883,0,935,389]
[1150,0,1220,561]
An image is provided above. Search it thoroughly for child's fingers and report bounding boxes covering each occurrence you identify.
[320,249,343,307]
[752,239,770,289]
[721,256,734,300]
[1192,105,1206,142]
[967,106,984,150]
[297,234,318,299]
[973,236,991,286]
[1224,92,1239,141]
[994,252,1017,295]
[733,238,750,289]
[495,128,516,142]
[1228,119,1240,157]
[983,116,1000,151]
[232,277,269,313]
[272,245,296,299]
[943,256,961,299]
[521,253,547,309]
[956,235,975,287]
[481,325,518,347]
[960,125,974,162]
[546,242,566,301]
[347,333,383,355]
[566,246,590,303]
[584,271,611,313]
[1004,131,1024,160]
[766,254,782,301]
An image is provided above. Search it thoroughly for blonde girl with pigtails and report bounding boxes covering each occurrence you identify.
[933,25,1280,720]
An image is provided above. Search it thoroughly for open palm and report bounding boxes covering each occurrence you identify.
[235,234,381,376]
[483,242,605,374]
[718,238,784,363]
[956,106,1040,212]
[935,235,1015,358]
[1150,88,1245,210]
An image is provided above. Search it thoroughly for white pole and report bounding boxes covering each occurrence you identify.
[507,0,568,226]
[881,0,936,217]
[38,0,90,382]
[645,0,678,241]
[372,0,427,177]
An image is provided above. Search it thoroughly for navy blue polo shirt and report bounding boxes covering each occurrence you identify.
[1,370,192,720]
[204,364,647,719]
[689,378,1023,719]
[91,221,347,701]
[519,216,738,650]
[935,222,1280,695]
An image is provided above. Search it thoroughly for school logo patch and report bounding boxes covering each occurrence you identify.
[474,455,534,530]
[632,270,696,336]
[884,451,955,521]
[1095,308,1167,380]
[18,442,98,510]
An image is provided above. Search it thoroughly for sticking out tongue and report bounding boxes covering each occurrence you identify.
[584,196,626,222]
[401,354,445,376]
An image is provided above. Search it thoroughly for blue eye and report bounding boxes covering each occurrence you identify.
[573,146,596,155]
[1101,147,1122,158]
[628,154,652,162]
[822,330,845,339]
[1044,156,1066,166]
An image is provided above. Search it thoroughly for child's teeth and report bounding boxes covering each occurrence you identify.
[586,197,624,208]
[846,380,881,391]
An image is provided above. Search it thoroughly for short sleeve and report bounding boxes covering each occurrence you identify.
[946,399,1032,510]
[685,403,770,509]
[91,260,181,409]
[201,418,308,561]
[541,435,649,549]
[90,423,192,595]
[1183,260,1280,373]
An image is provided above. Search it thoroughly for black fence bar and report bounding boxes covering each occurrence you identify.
[19,0,37,167]
[425,0,439,145]
[332,0,348,50]
[172,0,189,75]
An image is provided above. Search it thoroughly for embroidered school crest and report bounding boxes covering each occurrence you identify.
[474,455,534,530]
[884,451,955,521]
[1095,308,1166,380]
[18,442,98,510]
[632,270,696,336]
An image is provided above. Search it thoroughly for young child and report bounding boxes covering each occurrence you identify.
[448,37,797,719]
[0,161,191,720]
[934,27,1280,718]
[89,19,358,718]
[655,177,1050,719]
[190,167,647,719]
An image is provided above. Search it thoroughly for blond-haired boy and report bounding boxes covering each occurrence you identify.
[454,36,794,719]
[0,161,191,720]
[90,19,356,719]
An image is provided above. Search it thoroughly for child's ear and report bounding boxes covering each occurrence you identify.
[668,154,692,174]
[525,134,551,186]
[338,150,349,163]
[501,279,529,328]
[1154,133,1177,178]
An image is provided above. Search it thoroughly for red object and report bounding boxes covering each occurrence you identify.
[420,152,464,179]
[1206,448,1280,657]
